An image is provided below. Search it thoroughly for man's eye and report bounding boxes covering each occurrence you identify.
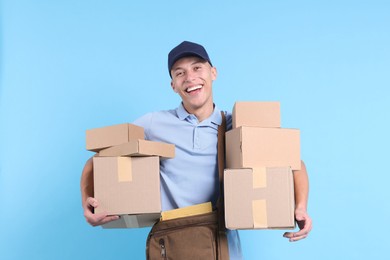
[176,72,183,77]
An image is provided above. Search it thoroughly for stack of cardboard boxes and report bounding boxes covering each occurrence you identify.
[86,123,175,228]
[224,102,300,230]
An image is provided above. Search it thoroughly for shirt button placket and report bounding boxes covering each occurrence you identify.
[194,126,201,149]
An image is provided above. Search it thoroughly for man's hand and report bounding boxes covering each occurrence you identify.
[283,208,312,242]
[283,161,312,242]
[81,157,119,227]
[83,197,120,226]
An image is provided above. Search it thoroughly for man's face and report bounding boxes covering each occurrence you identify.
[170,56,217,115]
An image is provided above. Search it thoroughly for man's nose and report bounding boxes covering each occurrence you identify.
[184,70,196,82]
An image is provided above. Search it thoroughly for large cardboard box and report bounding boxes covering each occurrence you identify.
[233,101,281,129]
[226,126,301,170]
[86,123,144,152]
[98,139,175,159]
[93,156,161,228]
[224,167,295,229]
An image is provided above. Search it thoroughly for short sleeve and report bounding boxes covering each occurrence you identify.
[132,112,153,140]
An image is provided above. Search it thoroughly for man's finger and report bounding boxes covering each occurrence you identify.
[90,214,120,226]
[100,215,120,225]
[295,224,310,236]
[283,220,312,240]
[87,212,108,226]
[86,197,98,208]
[288,234,308,242]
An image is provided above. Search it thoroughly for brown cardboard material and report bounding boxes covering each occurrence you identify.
[233,101,281,129]
[224,167,295,230]
[97,139,175,159]
[102,213,161,229]
[93,156,161,228]
[226,126,301,170]
[86,123,144,152]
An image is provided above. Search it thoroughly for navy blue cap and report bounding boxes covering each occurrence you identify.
[168,41,212,77]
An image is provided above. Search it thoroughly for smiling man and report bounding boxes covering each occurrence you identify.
[81,41,312,259]
[169,42,217,122]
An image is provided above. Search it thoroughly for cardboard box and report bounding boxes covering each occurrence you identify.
[86,123,144,152]
[93,156,161,228]
[224,167,295,229]
[226,126,301,170]
[98,139,175,159]
[233,101,281,129]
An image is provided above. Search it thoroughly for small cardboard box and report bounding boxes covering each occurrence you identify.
[98,139,175,159]
[224,167,295,230]
[226,126,301,170]
[93,156,161,228]
[233,101,281,129]
[86,123,144,152]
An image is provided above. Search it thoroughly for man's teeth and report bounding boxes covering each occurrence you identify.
[186,85,202,92]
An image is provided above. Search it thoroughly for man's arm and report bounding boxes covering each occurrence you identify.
[283,160,312,242]
[80,157,119,226]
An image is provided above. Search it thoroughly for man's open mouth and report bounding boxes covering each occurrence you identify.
[186,85,203,93]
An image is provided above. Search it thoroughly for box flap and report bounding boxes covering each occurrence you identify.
[86,123,144,152]
[225,127,244,168]
[98,139,175,159]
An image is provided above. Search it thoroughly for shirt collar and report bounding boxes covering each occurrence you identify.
[176,103,191,121]
[175,103,223,128]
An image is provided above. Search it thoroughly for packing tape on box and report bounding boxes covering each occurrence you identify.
[253,167,267,188]
[252,199,268,228]
[252,168,268,228]
[117,157,132,182]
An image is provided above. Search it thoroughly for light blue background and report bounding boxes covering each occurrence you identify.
[1,1,389,259]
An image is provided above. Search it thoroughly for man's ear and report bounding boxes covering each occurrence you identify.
[211,67,218,81]
[171,81,178,93]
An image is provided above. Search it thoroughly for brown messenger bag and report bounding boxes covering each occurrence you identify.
[146,112,229,260]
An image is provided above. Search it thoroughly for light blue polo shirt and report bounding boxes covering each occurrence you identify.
[133,103,243,260]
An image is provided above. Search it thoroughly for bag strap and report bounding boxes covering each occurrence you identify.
[217,111,229,260]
